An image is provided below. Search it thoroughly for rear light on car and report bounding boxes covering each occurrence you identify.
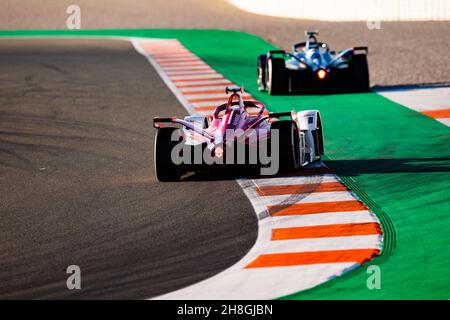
[317,69,327,80]
[214,146,224,158]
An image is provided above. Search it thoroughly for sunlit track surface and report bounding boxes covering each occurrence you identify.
[134,39,383,299]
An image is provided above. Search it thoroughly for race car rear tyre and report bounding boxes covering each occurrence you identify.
[271,120,300,173]
[154,127,182,182]
[267,57,287,95]
[257,54,267,91]
[350,54,370,92]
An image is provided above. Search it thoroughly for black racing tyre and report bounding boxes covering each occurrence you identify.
[154,127,182,182]
[350,54,370,92]
[267,57,287,95]
[270,120,300,173]
[257,54,267,91]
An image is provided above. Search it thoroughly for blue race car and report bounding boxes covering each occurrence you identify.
[258,31,370,94]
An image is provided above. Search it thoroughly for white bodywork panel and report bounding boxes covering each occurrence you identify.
[297,110,321,163]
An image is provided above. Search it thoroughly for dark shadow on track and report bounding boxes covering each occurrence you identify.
[325,158,450,176]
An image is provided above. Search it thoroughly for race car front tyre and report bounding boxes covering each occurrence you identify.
[257,54,267,91]
[271,120,300,173]
[350,54,370,92]
[267,57,287,95]
[154,127,182,182]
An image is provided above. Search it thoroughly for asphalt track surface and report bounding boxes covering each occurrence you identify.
[0,38,257,299]
[1,0,450,86]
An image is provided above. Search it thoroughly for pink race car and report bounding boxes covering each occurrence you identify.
[153,87,324,181]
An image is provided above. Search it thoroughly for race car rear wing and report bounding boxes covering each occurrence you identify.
[153,117,215,140]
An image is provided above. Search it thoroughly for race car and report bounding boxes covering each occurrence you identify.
[258,31,370,94]
[153,87,324,181]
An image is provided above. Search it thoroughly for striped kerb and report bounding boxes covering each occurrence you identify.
[256,181,347,196]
